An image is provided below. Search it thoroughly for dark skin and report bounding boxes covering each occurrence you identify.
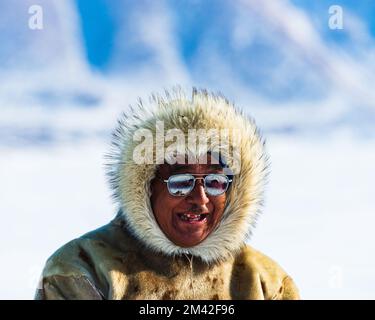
[150,162,227,247]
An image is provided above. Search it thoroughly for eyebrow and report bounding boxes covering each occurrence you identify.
[170,164,224,173]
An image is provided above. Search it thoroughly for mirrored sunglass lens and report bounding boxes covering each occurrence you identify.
[205,175,229,195]
[168,175,194,196]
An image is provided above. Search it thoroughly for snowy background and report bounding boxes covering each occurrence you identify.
[0,0,374,299]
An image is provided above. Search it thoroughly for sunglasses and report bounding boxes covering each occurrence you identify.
[158,173,232,197]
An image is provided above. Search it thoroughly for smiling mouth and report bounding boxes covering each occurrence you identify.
[177,213,209,223]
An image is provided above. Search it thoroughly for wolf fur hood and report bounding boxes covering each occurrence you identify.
[35,88,299,300]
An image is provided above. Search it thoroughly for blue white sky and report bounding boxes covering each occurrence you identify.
[1,0,375,145]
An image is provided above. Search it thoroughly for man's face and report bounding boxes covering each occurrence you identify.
[150,162,228,247]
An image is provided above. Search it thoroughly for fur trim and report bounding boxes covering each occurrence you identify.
[105,88,269,264]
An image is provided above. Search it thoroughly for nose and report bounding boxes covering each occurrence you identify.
[186,180,210,205]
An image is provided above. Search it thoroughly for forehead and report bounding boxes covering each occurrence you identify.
[172,163,223,173]
[158,152,226,176]
[158,163,224,176]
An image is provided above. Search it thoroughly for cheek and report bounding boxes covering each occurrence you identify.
[212,195,227,214]
[152,189,180,218]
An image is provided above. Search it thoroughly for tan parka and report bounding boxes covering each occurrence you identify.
[35,89,300,300]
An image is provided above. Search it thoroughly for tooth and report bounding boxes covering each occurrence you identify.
[179,213,208,222]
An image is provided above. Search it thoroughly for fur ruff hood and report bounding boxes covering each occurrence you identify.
[106,88,269,264]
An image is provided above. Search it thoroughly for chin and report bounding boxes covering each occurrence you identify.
[175,233,209,248]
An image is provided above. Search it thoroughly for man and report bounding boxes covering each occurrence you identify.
[35,88,299,300]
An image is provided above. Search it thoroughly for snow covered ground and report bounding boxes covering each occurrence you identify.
[252,134,375,299]
[0,133,373,299]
